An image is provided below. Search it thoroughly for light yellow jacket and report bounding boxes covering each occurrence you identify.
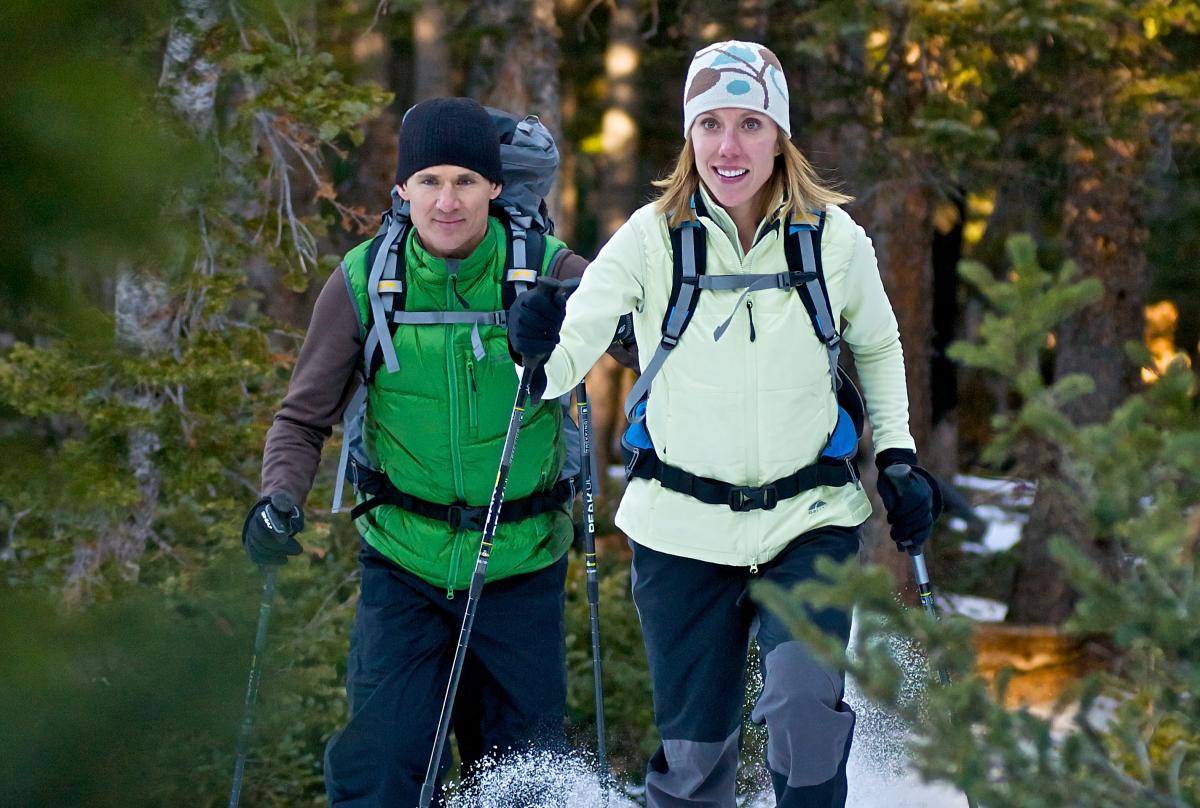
[542,187,916,568]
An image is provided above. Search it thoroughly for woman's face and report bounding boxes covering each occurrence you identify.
[689,108,780,218]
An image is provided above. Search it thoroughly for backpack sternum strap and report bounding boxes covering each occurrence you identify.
[690,270,813,291]
[390,311,507,327]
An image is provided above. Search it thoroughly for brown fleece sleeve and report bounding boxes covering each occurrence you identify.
[261,267,363,506]
[551,249,640,371]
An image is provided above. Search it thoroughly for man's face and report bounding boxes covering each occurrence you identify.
[398,165,502,259]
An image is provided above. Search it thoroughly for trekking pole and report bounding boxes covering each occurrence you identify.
[575,380,608,781]
[418,277,566,808]
[228,565,277,808]
[910,547,980,808]
[907,548,951,687]
[884,466,979,808]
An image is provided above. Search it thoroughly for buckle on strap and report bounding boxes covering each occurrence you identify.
[446,505,486,532]
[727,484,778,512]
[782,270,818,288]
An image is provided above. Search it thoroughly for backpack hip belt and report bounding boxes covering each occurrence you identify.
[627,451,858,512]
[348,457,574,528]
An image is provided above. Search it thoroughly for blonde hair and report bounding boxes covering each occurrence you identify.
[653,130,852,228]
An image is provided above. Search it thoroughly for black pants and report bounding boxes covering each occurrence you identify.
[631,525,860,808]
[323,541,568,807]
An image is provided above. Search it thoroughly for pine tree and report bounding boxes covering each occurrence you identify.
[756,234,1200,806]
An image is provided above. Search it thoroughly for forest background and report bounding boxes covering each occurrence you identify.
[1,0,1198,805]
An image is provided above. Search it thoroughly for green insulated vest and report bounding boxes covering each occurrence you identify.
[343,217,572,594]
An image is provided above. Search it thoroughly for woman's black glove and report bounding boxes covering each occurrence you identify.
[506,285,566,364]
[875,449,943,553]
[242,493,305,567]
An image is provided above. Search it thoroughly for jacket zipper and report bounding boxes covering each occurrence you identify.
[450,275,469,309]
[445,274,467,597]
[445,529,465,599]
[466,359,479,434]
[846,459,861,489]
[739,243,764,570]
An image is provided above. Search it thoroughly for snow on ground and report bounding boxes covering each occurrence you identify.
[444,617,972,807]
[843,623,971,808]
[951,474,1036,509]
[936,592,1008,622]
[443,472,1039,805]
[444,750,638,807]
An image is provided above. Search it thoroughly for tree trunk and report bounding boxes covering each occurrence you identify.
[737,0,770,41]
[584,0,642,474]
[464,0,564,220]
[1009,73,1148,624]
[413,0,451,100]
[556,75,578,245]
[1007,447,1088,625]
[1056,130,1147,425]
[158,0,222,138]
[857,178,936,459]
[64,0,222,603]
[796,12,936,593]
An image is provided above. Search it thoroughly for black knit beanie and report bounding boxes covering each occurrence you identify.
[395,97,503,186]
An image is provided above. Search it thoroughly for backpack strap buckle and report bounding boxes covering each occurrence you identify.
[782,270,817,288]
[728,484,778,512]
[446,504,486,532]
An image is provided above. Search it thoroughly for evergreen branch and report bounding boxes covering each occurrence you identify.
[367,0,391,36]
[576,0,611,41]
[148,529,187,567]
[3,508,32,562]
[271,0,302,53]
[303,568,361,634]
[641,0,660,41]
[256,112,318,273]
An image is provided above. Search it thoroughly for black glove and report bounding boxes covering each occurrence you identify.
[875,450,943,554]
[507,285,566,364]
[242,493,305,567]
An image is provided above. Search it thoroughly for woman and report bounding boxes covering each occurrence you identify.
[507,41,938,808]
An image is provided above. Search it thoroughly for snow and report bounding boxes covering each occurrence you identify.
[444,751,638,807]
[444,616,974,807]
[935,592,1008,622]
[959,515,1023,555]
[951,474,1036,508]
[439,472,1048,805]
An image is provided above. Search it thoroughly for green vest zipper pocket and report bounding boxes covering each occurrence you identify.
[466,358,479,434]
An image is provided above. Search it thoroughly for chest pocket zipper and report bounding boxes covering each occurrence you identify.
[466,359,479,434]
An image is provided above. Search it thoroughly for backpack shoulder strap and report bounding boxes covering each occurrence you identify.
[622,194,708,422]
[363,187,411,382]
[500,211,550,310]
[784,209,841,393]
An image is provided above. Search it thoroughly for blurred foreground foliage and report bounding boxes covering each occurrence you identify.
[757,235,1200,806]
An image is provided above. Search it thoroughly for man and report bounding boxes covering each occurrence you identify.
[241,97,629,806]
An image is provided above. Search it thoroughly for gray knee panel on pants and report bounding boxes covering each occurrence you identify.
[646,727,741,808]
[751,640,854,788]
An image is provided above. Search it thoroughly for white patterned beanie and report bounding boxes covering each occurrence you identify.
[682,40,791,137]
